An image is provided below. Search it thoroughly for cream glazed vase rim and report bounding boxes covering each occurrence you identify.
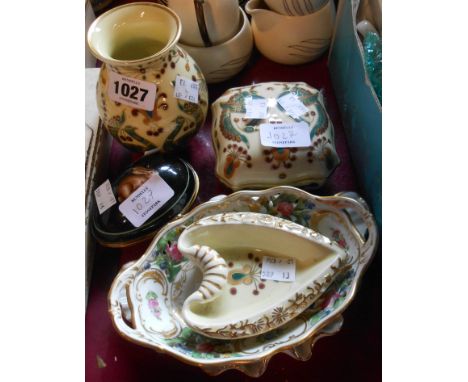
[87,2,182,67]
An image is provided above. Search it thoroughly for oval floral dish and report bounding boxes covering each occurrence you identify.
[178,212,348,339]
[108,187,378,376]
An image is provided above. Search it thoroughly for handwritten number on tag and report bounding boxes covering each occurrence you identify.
[174,75,199,103]
[261,256,296,282]
[131,189,153,214]
[94,179,117,215]
[119,173,174,227]
[260,122,311,148]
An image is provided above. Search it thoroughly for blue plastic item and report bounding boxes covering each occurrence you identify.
[328,0,382,227]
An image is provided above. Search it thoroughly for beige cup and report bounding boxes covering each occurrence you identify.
[246,0,335,65]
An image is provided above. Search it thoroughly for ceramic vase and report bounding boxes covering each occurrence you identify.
[87,2,209,153]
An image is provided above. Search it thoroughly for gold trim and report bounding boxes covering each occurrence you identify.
[107,186,378,374]
[129,269,181,338]
[215,171,328,191]
[110,272,347,374]
[203,279,223,289]
[87,2,182,67]
[205,263,227,272]
[191,260,347,339]
[204,272,227,279]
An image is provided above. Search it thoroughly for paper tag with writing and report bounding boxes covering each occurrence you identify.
[174,75,199,103]
[119,172,175,227]
[261,256,296,282]
[277,93,308,118]
[245,97,268,119]
[260,122,311,148]
[94,179,117,214]
[108,70,157,111]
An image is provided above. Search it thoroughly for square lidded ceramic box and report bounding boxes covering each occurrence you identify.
[211,82,340,190]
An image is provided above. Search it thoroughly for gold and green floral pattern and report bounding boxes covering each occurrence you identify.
[97,46,208,152]
[211,82,339,189]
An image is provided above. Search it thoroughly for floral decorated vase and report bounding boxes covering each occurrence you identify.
[87,2,208,152]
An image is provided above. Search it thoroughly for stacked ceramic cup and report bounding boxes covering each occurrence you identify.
[245,0,336,65]
[161,0,253,83]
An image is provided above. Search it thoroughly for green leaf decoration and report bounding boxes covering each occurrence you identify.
[220,114,249,148]
[157,230,178,253]
[275,88,329,139]
[310,101,328,139]
[296,199,305,209]
[277,194,297,204]
[146,291,157,300]
[179,327,193,341]
[334,297,345,308]
[231,273,246,281]
[154,255,167,267]
[163,115,186,152]
[167,262,181,283]
[123,125,157,150]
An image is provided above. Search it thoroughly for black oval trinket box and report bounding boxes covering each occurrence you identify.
[91,154,199,247]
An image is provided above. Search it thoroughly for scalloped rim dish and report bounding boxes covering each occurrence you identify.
[108,186,378,376]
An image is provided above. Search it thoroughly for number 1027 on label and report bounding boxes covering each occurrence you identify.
[107,69,157,111]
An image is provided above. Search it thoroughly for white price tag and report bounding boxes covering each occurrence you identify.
[94,179,117,214]
[260,122,311,148]
[245,97,268,119]
[277,93,309,118]
[174,75,199,103]
[118,172,175,227]
[261,256,296,282]
[108,70,157,111]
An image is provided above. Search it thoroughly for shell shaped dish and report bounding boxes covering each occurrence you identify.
[108,187,378,376]
[178,212,348,339]
[211,82,340,190]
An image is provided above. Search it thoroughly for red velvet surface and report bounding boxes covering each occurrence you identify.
[85,50,382,381]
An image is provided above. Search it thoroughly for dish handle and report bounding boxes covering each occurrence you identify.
[108,263,141,338]
[331,192,379,262]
